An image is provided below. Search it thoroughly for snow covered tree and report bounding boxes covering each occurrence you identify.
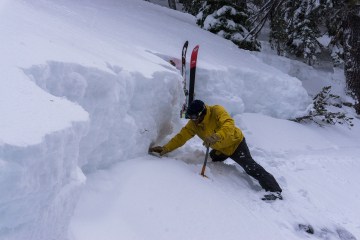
[322,0,360,113]
[268,0,322,65]
[288,0,321,65]
[321,0,345,66]
[183,0,360,113]
[343,2,360,114]
[291,86,354,127]
[181,0,204,15]
[182,0,247,15]
[268,0,291,56]
[196,1,260,51]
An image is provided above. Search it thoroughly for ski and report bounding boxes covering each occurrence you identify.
[188,45,199,106]
[180,41,189,118]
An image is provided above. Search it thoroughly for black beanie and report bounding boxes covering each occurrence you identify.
[186,100,206,117]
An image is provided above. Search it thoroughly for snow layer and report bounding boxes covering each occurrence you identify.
[24,61,181,172]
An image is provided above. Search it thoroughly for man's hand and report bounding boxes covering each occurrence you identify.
[203,133,220,147]
[149,146,169,156]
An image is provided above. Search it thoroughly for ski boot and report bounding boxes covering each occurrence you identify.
[262,192,283,201]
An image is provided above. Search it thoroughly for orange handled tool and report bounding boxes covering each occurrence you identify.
[200,146,210,177]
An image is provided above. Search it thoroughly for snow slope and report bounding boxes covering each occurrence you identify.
[0,0,359,240]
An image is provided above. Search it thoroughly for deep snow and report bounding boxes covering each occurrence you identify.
[0,0,359,240]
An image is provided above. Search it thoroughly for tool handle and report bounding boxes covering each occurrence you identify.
[200,146,210,177]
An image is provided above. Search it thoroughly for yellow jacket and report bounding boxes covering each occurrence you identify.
[163,105,244,156]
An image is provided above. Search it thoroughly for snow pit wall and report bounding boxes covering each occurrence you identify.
[0,122,87,240]
[24,61,183,173]
[0,61,182,240]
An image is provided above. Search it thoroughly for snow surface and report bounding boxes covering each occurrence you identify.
[0,0,359,240]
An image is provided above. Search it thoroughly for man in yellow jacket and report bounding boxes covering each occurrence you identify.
[149,100,282,201]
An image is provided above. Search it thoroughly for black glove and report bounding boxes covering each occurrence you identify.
[149,146,169,156]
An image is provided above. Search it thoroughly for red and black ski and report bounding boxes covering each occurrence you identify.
[180,41,189,118]
[188,45,199,106]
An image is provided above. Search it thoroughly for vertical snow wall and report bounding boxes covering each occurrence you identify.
[0,123,87,240]
[24,61,183,173]
[0,61,182,240]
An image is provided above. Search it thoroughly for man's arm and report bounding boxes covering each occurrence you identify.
[150,122,196,155]
[163,122,196,152]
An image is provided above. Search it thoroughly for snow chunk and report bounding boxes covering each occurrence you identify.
[194,67,310,119]
[25,61,182,172]
[0,122,87,240]
[217,6,237,16]
[0,68,88,147]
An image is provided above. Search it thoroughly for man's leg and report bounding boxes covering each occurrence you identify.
[210,149,228,162]
[230,139,282,193]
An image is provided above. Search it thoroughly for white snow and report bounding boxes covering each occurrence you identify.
[0,0,359,240]
[317,34,332,48]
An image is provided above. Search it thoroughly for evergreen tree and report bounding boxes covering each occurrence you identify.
[291,86,354,127]
[269,0,322,65]
[182,0,205,15]
[321,0,345,66]
[253,0,360,114]
[322,0,360,113]
[268,2,288,55]
[288,0,321,65]
[181,0,360,113]
[343,2,360,113]
[196,1,260,51]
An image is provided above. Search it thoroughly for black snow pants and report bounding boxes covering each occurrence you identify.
[210,138,282,193]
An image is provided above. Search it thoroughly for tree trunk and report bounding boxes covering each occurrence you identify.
[344,5,360,114]
[168,0,177,10]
